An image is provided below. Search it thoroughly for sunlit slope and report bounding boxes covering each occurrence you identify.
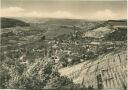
[82,27,113,38]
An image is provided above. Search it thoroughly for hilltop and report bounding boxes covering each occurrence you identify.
[1,17,30,28]
[2,17,126,40]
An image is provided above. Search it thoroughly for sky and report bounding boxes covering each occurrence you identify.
[1,0,127,20]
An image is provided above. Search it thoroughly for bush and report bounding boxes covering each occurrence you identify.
[0,58,73,89]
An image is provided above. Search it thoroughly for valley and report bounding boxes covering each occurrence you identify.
[0,17,127,89]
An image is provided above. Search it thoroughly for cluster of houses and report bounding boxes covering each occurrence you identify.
[15,28,118,67]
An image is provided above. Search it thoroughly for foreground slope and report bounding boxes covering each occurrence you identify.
[59,46,127,89]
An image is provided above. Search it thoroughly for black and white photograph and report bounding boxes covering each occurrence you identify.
[0,0,127,90]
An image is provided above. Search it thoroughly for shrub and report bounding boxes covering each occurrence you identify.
[0,58,73,89]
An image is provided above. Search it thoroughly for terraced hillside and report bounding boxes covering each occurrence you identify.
[59,47,127,89]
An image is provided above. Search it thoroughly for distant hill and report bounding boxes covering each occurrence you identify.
[104,20,127,41]
[107,19,127,27]
[4,17,105,39]
[1,17,30,28]
[28,18,103,39]
[82,27,113,38]
[104,27,127,41]
[82,19,127,40]
[107,19,127,23]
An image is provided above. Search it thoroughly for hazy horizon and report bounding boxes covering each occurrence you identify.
[1,0,127,20]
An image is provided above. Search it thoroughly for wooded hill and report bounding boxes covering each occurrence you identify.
[1,17,29,28]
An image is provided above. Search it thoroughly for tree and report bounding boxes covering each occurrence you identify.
[41,36,46,41]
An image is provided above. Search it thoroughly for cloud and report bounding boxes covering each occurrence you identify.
[51,11,77,18]
[91,9,122,20]
[24,10,78,19]
[24,11,43,17]
[1,7,126,20]
[1,7,24,17]
[1,7,78,19]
